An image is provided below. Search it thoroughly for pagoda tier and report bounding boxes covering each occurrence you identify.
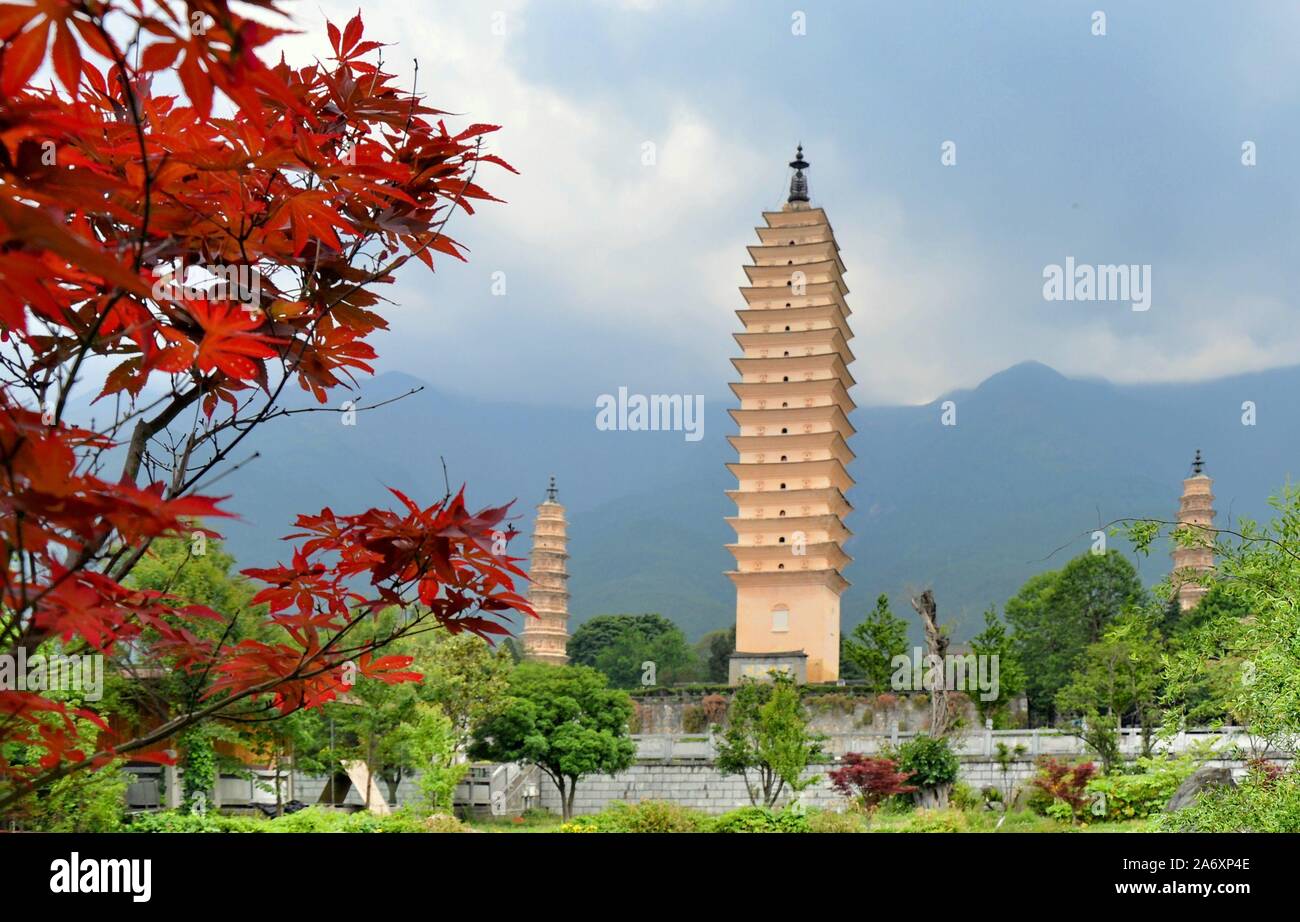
[726,150,856,684]
[521,479,571,665]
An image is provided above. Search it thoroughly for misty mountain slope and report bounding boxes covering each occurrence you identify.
[88,360,1300,643]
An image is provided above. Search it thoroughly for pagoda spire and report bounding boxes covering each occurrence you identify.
[787,144,810,205]
[546,474,558,502]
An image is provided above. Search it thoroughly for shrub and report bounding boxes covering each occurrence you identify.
[896,735,960,806]
[949,781,981,811]
[828,753,917,812]
[559,801,709,833]
[1083,755,1198,822]
[1024,783,1055,817]
[1247,758,1285,785]
[1160,767,1300,832]
[127,806,458,833]
[806,692,857,716]
[896,735,960,788]
[20,756,128,832]
[329,810,432,834]
[127,811,262,833]
[900,808,968,833]
[423,813,467,833]
[682,704,708,733]
[701,694,730,725]
[1031,757,1098,823]
[712,806,811,833]
[806,809,869,833]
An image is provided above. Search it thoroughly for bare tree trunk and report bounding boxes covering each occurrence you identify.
[911,590,952,739]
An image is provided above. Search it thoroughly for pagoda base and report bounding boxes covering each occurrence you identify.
[728,650,808,686]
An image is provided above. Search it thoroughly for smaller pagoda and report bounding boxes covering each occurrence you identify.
[520,477,571,664]
[1171,450,1215,611]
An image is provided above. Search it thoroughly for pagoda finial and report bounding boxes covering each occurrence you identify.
[546,475,558,502]
[1192,449,1205,476]
[787,144,810,204]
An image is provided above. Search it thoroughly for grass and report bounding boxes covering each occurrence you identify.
[463,806,1154,833]
[465,810,566,833]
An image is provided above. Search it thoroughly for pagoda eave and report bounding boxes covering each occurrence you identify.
[726,568,850,593]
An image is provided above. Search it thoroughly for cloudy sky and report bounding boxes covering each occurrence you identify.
[279,0,1300,408]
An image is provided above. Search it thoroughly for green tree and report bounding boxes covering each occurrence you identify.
[1159,584,1251,726]
[568,614,669,667]
[594,619,697,688]
[1007,552,1146,724]
[895,734,960,808]
[841,594,910,693]
[714,675,823,808]
[124,538,262,804]
[393,703,463,813]
[1138,486,1300,755]
[1055,610,1164,771]
[419,631,513,750]
[569,614,698,688]
[469,663,635,819]
[968,606,1025,727]
[696,626,736,684]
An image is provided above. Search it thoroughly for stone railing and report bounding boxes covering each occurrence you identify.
[632,726,1274,763]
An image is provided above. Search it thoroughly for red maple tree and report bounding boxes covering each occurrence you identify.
[0,0,526,810]
[827,752,917,813]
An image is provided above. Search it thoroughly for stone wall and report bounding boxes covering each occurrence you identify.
[631,688,1003,736]
[533,727,1289,816]
[537,752,1291,817]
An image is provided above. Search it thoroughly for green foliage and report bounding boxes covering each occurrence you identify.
[561,800,709,833]
[18,755,128,832]
[695,626,735,684]
[1055,610,1165,771]
[711,805,811,833]
[569,614,699,687]
[949,781,981,811]
[596,620,697,688]
[289,614,512,808]
[125,806,464,833]
[127,811,263,833]
[397,703,465,813]
[806,808,871,833]
[1159,766,1300,832]
[897,808,968,833]
[418,629,514,749]
[1024,783,1055,817]
[805,692,857,716]
[1007,551,1147,724]
[993,741,1028,801]
[896,734,959,789]
[968,606,1025,727]
[264,806,436,833]
[1153,489,1300,753]
[1084,756,1198,822]
[178,726,217,814]
[714,675,823,807]
[469,663,636,819]
[842,595,909,693]
[1161,586,1250,725]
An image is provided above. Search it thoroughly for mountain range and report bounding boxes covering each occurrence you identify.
[128,360,1300,643]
